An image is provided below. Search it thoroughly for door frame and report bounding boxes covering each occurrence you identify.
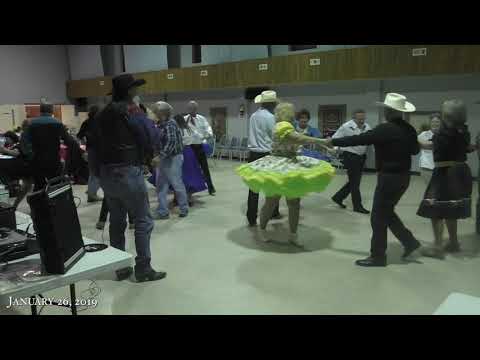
[318,104,347,136]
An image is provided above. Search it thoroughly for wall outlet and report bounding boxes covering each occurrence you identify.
[309,58,321,66]
[412,48,427,56]
[200,70,208,77]
[258,63,268,71]
[99,81,105,86]
[167,73,174,80]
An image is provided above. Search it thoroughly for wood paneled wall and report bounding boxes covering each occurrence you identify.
[67,45,480,98]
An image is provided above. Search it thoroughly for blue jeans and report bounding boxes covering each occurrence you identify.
[87,149,101,196]
[99,164,153,271]
[155,154,188,216]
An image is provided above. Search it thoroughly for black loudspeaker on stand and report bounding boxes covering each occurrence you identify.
[27,176,85,275]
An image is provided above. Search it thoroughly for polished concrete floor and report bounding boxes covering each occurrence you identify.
[3,159,480,315]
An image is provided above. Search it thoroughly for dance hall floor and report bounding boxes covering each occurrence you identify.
[4,159,480,315]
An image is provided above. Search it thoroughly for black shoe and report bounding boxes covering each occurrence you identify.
[116,267,133,281]
[209,188,216,196]
[444,242,461,253]
[403,240,421,258]
[332,197,346,209]
[271,213,283,220]
[355,256,387,267]
[135,269,167,283]
[248,221,257,227]
[87,195,103,203]
[354,207,370,214]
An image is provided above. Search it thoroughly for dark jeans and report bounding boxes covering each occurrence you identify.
[191,144,215,192]
[370,172,418,258]
[477,167,480,234]
[246,151,280,225]
[87,149,101,197]
[32,164,63,191]
[99,164,153,272]
[332,152,366,209]
[98,198,134,224]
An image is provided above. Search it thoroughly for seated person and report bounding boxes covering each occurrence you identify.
[0,130,33,209]
[295,109,321,138]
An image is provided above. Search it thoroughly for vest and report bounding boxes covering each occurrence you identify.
[93,102,141,166]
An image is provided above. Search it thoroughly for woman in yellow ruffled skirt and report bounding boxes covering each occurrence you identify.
[236,103,335,247]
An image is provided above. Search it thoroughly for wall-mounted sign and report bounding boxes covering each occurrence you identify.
[258,63,268,71]
[200,70,208,77]
[309,58,321,66]
[99,81,105,86]
[167,73,175,80]
[412,48,427,56]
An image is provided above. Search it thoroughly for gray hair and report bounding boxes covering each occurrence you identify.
[153,101,173,113]
[188,100,198,107]
[442,99,466,126]
[352,108,365,117]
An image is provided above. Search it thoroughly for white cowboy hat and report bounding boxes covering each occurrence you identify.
[254,90,279,104]
[376,93,416,112]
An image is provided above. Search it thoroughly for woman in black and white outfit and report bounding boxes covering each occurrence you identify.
[417,100,476,259]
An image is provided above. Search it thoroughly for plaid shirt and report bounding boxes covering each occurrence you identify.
[157,118,183,159]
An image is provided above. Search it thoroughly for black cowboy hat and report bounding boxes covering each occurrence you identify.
[107,73,146,95]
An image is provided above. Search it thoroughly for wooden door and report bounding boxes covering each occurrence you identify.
[209,107,227,140]
[25,104,40,119]
[54,105,62,121]
[318,105,346,138]
[404,111,438,134]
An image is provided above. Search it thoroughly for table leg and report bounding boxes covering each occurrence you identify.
[30,296,37,315]
[69,284,77,315]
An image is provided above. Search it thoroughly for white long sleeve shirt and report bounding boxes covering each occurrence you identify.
[184,114,213,144]
[332,119,371,156]
[417,130,434,170]
[248,108,275,153]
[181,123,202,146]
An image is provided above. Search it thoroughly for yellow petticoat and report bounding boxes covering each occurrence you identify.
[236,159,335,198]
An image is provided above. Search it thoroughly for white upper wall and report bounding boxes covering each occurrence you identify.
[181,45,268,67]
[0,45,70,103]
[67,45,104,80]
[271,45,368,57]
[123,45,168,73]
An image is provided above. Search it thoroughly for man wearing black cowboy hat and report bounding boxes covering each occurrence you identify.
[91,73,166,282]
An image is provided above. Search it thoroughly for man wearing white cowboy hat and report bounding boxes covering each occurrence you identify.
[323,93,421,267]
[246,90,281,226]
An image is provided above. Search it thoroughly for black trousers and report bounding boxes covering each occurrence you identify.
[32,164,63,192]
[370,172,417,258]
[98,197,134,224]
[246,151,279,224]
[332,152,366,209]
[191,144,215,192]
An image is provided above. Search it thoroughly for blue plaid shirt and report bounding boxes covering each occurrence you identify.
[157,118,184,159]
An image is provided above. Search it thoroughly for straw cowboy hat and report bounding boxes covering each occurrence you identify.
[254,90,280,104]
[376,93,416,112]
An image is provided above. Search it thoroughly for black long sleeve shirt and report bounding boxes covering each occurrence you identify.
[332,117,420,173]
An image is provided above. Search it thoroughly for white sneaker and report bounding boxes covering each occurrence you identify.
[288,233,303,248]
[257,228,271,243]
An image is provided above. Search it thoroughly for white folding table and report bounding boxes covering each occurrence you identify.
[433,292,480,315]
[0,212,133,315]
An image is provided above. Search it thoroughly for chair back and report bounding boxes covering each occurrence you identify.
[240,137,248,148]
